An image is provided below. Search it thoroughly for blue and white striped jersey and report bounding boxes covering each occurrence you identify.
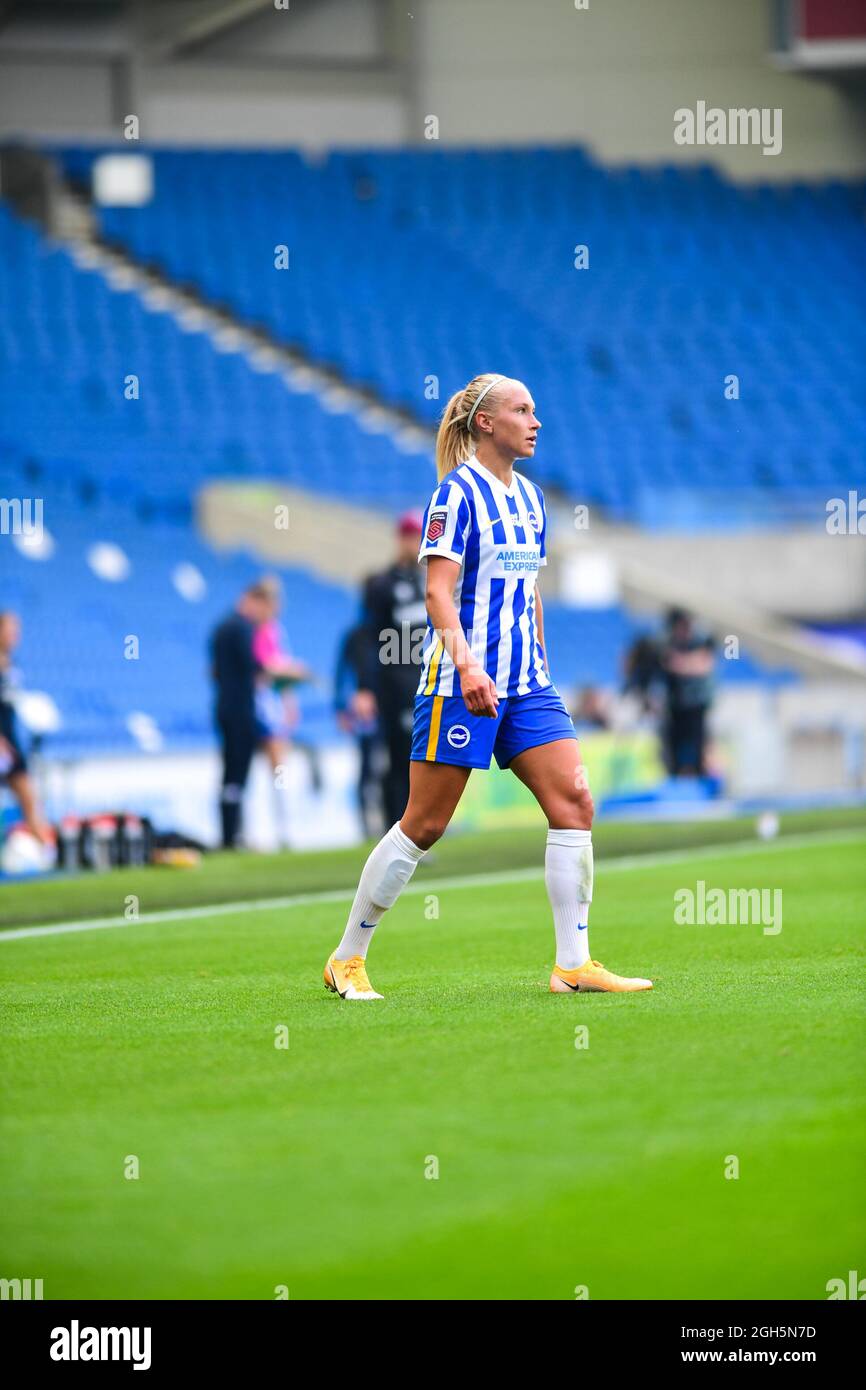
[417,457,550,699]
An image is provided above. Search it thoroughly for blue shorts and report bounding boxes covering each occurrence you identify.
[410,684,577,770]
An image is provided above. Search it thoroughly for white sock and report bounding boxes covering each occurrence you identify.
[335,822,426,960]
[545,828,593,970]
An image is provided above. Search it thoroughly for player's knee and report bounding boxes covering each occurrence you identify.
[556,785,593,829]
[577,787,595,828]
[406,814,448,850]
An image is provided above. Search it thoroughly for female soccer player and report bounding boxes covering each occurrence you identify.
[324,374,653,1000]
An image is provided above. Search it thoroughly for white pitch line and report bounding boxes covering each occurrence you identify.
[0,827,863,944]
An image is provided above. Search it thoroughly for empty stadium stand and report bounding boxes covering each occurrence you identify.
[55,144,866,523]
[7,136,850,760]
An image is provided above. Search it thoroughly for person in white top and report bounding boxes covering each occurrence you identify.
[323,375,653,1000]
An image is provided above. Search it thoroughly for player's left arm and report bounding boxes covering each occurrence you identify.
[532,483,549,674]
[535,585,548,673]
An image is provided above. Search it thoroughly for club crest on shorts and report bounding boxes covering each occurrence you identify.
[446,724,470,749]
[426,509,447,542]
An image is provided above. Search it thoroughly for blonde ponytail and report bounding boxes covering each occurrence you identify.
[434,373,509,482]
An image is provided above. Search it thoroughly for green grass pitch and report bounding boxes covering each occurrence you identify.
[1,825,864,1300]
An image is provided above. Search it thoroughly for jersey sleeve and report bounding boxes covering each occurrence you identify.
[417,481,472,566]
[535,484,548,566]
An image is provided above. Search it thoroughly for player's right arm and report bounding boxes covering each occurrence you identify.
[425,556,498,717]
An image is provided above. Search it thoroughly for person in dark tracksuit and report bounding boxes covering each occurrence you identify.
[210,582,272,849]
[357,512,428,827]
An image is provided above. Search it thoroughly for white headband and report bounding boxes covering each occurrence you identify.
[466,376,505,430]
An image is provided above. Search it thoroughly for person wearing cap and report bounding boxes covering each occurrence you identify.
[355,512,429,828]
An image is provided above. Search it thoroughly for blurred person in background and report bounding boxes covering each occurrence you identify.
[252,575,312,847]
[355,511,428,826]
[570,684,612,731]
[622,633,663,717]
[658,608,715,777]
[334,617,382,838]
[0,610,52,843]
[210,578,307,850]
[211,582,268,849]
